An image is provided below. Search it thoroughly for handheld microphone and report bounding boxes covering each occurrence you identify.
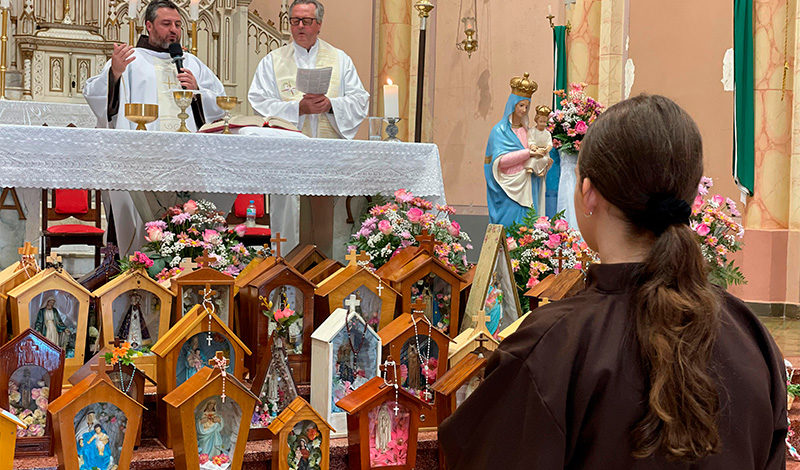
[168,43,186,89]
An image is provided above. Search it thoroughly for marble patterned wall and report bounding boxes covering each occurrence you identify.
[567,0,602,98]
[597,0,626,106]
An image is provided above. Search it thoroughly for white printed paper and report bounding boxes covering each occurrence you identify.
[296,67,332,94]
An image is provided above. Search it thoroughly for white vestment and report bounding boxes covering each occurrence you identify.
[248,39,370,255]
[83,46,227,255]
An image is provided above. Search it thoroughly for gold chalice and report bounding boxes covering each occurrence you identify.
[216,96,240,134]
[124,103,159,130]
[173,90,196,133]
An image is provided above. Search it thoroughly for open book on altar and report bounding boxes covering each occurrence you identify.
[198,115,302,134]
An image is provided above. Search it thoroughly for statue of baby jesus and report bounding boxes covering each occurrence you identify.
[525,105,554,177]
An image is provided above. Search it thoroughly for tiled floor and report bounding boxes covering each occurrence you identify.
[760,316,800,357]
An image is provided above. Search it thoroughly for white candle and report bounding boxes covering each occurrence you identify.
[0,0,9,10]
[383,78,399,118]
[128,0,139,19]
[189,0,200,21]
[548,4,552,15]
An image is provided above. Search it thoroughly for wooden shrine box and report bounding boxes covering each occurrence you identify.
[151,305,251,448]
[170,261,235,328]
[163,361,258,470]
[238,259,315,384]
[304,259,345,286]
[430,352,488,470]
[376,236,466,337]
[284,244,339,277]
[449,310,499,367]
[498,311,531,341]
[314,251,400,331]
[378,307,451,421]
[248,332,299,440]
[524,268,585,307]
[336,375,431,470]
[8,268,92,382]
[0,328,64,456]
[457,265,476,333]
[68,348,156,447]
[0,243,40,344]
[461,224,523,337]
[0,408,27,466]
[310,307,382,437]
[48,358,146,470]
[267,396,334,470]
[93,268,175,379]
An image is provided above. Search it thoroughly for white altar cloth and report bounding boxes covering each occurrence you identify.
[0,100,97,128]
[0,124,446,198]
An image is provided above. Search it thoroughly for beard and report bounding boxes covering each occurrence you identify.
[148,31,177,49]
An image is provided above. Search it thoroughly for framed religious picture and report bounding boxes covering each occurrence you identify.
[170,252,235,328]
[335,374,431,470]
[376,233,466,337]
[448,309,499,367]
[238,259,315,385]
[248,332,299,440]
[314,250,400,331]
[7,267,92,382]
[0,328,64,456]
[310,305,381,437]
[163,353,258,470]
[378,303,451,414]
[430,351,488,470]
[48,358,146,470]
[152,305,251,448]
[93,268,174,379]
[0,408,27,466]
[460,225,522,336]
[267,396,333,470]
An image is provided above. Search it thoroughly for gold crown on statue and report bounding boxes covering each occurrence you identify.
[535,105,552,117]
[510,73,538,98]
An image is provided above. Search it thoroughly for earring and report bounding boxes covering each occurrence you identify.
[583,211,593,217]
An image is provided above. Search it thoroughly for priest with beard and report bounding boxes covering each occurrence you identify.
[82,0,227,256]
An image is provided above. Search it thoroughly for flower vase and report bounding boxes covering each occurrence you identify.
[556,148,579,232]
[146,254,168,278]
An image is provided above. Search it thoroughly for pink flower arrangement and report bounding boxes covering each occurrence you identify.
[368,404,410,467]
[198,454,209,464]
[548,83,604,154]
[690,177,745,287]
[211,453,230,466]
[118,251,154,272]
[350,189,472,274]
[259,295,301,342]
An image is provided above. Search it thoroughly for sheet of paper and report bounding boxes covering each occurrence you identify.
[296,67,332,94]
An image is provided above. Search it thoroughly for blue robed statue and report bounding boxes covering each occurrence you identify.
[485,73,544,226]
[78,424,113,470]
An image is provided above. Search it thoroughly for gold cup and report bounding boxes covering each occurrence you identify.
[124,103,159,130]
[173,90,195,133]
[215,96,240,134]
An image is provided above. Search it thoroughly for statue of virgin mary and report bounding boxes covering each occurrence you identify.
[484,73,541,226]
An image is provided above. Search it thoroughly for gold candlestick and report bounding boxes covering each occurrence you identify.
[0,6,8,100]
[129,18,136,45]
[191,20,198,56]
[62,0,72,24]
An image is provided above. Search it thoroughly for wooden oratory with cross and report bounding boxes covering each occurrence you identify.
[169,249,236,328]
[448,308,500,367]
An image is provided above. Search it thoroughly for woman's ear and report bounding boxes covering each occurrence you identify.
[581,177,598,216]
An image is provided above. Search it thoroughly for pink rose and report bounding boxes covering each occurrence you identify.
[448,221,461,237]
[407,207,424,223]
[695,223,711,236]
[712,194,725,206]
[394,189,414,203]
[378,220,393,235]
[234,224,246,237]
[145,227,163,242]
[534,217,551,230]
[545,234,561,249]
[553,219,569,231]
[202,229,219,243]
[575,120,588,134]
[183,199,198,215]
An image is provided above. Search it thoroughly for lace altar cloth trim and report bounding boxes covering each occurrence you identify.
[0,100,98,128]
[0,125,447,197]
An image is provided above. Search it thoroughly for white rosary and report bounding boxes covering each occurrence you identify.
[211,354,230,403]
[381,358,400,415]
[411,311,434,402]
[202,287,216,347]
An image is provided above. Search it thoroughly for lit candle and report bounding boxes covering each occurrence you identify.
[0,0,9,9]
[128,0,139,19]
[548,4,552,15]
[189,0,200,21]
[383,78,399,118]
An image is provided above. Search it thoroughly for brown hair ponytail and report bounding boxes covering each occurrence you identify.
[578,94,721,461]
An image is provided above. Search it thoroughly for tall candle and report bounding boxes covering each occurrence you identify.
[128,0,139,19]
[0,0,9,10]
[383,78,399,118]
[189,0,200,21]
[548,4,552,15]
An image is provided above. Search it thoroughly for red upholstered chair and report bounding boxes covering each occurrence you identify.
[41,189,105,269]
[226,194,271,247]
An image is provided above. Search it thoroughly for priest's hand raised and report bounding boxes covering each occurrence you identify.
[299,94,332,115]
[177,68,199,90]
[110,43,136,81]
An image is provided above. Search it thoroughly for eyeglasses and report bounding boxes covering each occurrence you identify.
[289,17,317,26]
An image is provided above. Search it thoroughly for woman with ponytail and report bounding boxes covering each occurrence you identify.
[439,95,787,469]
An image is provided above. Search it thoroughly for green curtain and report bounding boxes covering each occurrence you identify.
[734,0,755,195]
[546,25,568,217]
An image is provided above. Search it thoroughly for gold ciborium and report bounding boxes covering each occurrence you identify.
[124,103,159,130]
[215,96,240,134]
[173,90,195,133]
